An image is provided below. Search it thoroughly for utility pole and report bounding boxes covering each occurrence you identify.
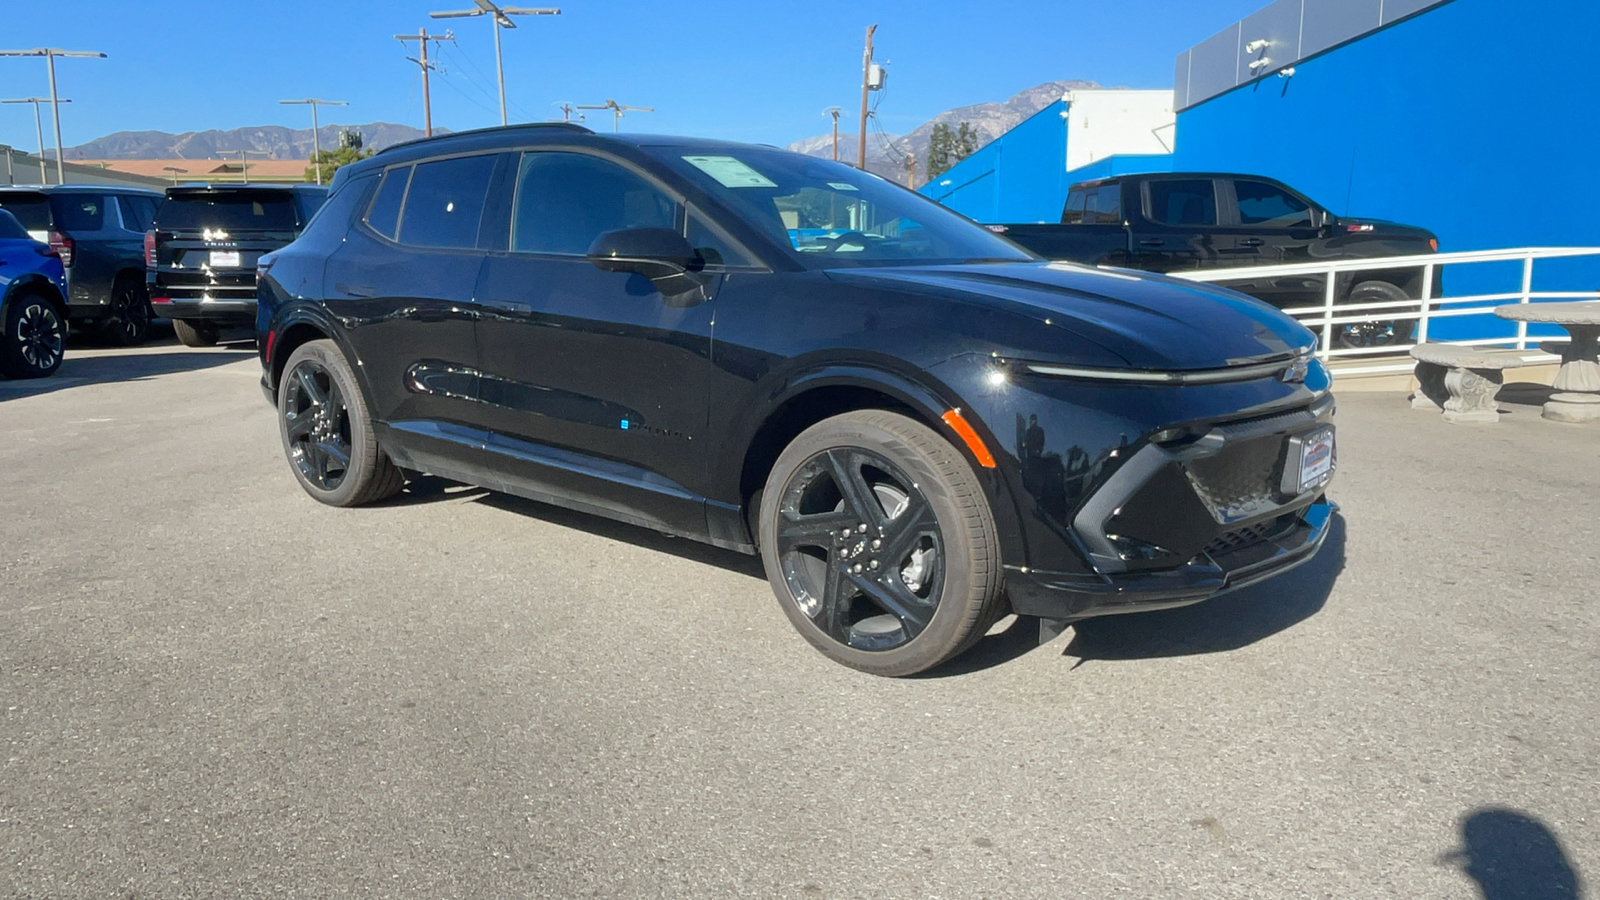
[230,150,269,184]
[1,97,67,185]
[396,29,453,137]
[856,25,876,170]
[0,48,105,185]
[576,99,653,133]
[280,98,347,185]
[162,166,187,185]
[824,107,841,161]
[553,102,584,123]
[431,2,560,126]
[905,153,916,188]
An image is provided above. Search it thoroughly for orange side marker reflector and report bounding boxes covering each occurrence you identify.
[941,409,997,469]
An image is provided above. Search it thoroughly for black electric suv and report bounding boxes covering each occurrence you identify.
[147,184,325,347]
[256,124,1338,676]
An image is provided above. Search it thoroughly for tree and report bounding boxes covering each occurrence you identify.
[925,121,981,183]
[305,145,374,184]
[954,122,980,161]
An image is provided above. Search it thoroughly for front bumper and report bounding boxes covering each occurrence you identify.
[1005,496,1337,620]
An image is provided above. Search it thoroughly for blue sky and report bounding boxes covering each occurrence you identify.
[2,0,1268,152]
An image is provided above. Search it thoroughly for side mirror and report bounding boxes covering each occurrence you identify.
[586,228,703,298]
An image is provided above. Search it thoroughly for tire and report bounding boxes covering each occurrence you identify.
[758,410,1003,677]
[1336,280,1415,350]
[173,318,220,348]
[0,294,66,379]
[277,339,404,507]
[99,277,152,346]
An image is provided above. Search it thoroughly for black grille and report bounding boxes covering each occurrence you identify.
[1204,515,1295,558]
[1184,435,1282,523]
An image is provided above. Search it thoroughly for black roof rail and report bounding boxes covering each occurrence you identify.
[376,121,595,156]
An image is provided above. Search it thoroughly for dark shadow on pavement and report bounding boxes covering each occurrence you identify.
[1439,807,1585,900]
[475,491,768,581]
[914,612,1051,678]
[0,331,254,401]
[376,475,492,507]
[1499,382,1559,410]
[1058,512,1346,663]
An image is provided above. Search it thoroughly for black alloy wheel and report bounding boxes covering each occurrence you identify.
[277,339,404,506]
[1336,280,1415,350]
[759,410,1004,677]
[0,297,66,379]
[100,279,152,346]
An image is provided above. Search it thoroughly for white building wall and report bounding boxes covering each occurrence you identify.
[1063,90,1176,173]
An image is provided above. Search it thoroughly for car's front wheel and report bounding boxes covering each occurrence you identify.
[0,294,66,379]
[758,410,1005,677]
[277,339,404,506]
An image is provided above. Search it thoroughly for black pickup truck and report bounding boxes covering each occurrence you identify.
[989,173,1438,348]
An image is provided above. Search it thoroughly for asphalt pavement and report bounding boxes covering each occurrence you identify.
[1,337,1595,898]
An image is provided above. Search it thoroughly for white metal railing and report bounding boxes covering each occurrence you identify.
[1170,247,1600,376]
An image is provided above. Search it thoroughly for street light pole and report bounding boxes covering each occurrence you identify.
[430,2,560,126]
[0,49,105,185]
[1,98,67,184]
[280,98,348,185]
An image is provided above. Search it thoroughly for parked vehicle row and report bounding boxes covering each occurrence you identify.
[256,124,1338,677]
[987,172,1440,349]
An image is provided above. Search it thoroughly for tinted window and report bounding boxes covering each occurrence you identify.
[54,194,106,231]
[1148,179,1216,227]
[156,192,298,231]
[1086,185,1122,225]
[299,171,378,243]
[296,191,328,225]
[396,155,496,249]
[1233,180,1313,228]
[366,166,410,240]
[1061,188,1089,225]
[118,195,155,232]
[0,209,29,240]
[688,209,757,269]
[0,194,50,231]
[512,152,677,256]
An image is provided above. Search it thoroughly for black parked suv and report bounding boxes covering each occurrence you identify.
[257,124,1338,676]
[148,184,325,347]
[0,185,162,344]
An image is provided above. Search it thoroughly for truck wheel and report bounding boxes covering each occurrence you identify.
[758,410,1004,677]
[0,293,66,379]
[1336,280,1414,349]
[278,339,404,507]
[99,277,152,346]
[173,318,220,348]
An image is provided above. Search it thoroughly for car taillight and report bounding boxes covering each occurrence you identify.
[35,243,60,260]
[144,229,156,266]
[48,231,74,267]
[1429,238,1439,252]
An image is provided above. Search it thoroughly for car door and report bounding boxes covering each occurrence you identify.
[472,148,718,537]
[1214,178,1325,306]
[1131,177,1220,272]
[323,153,499,449]
[52,191,117,306]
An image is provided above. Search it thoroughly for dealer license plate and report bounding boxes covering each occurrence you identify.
[1297,427,1335,492]
[209,250,241,268]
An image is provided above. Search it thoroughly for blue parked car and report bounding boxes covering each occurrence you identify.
[0,208,68,378]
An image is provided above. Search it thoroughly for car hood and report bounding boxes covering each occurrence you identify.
[825,261,1315,370]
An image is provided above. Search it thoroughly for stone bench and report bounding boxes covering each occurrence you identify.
[1410,343,1538,423]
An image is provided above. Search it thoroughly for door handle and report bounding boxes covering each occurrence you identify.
[1137,238,1165,247]
[1239,238,1265,247]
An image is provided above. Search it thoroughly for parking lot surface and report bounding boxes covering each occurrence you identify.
[2,340,1596,898]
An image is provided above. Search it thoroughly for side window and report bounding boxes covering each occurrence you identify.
[1147,179,1216,227]
[365,166,411,240]
[687,210,757,269]
[396,154,497,249]
[55,194,106,231]
[299,171,378,243]
[1086,185,1122,225]
[117,196,154,232]
[1061,188,1089,225]
[512,152,678,256]
[1232,180,1313,228]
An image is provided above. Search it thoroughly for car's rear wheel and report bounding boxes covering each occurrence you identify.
[173,318,220,348]
[1336,280,1415,350]
[277,339,404,507]
[758,410,1004,677]
[99,278,152,346]
[0,294,66,379]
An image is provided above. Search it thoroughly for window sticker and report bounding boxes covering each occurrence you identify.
[682,155,777,188]
[827,182,859,192]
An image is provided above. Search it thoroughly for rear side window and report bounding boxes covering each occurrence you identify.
[0,194,52,231]
[1061,188,1089,225]
[1086,185,1121,224]
[365,167,411,240]
[1147,179,1216,227]
[396,155,497,249]
[54,194,106,231]
[156,192,298,231]
[1232,180,1313,228]
[0,209,30,240]
[118,195,156,232]
[299,171,378,243]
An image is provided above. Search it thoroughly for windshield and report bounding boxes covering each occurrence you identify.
[156,192,299,232]
[643,147,1033,268]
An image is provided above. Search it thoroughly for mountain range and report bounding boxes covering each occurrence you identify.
[785,80,1101,184]
[49,123,436,161]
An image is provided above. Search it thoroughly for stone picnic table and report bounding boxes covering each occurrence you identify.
[1494,300,1600,422]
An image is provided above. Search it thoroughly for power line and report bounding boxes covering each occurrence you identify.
[430,2,560,126]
